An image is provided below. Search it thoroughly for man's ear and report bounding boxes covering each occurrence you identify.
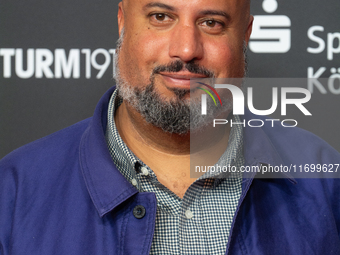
[245,15,254,46]
[118,2,125,36]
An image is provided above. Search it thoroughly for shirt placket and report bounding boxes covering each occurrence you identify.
[179,181,206,255]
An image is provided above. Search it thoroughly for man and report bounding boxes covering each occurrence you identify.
[0,0,339,255]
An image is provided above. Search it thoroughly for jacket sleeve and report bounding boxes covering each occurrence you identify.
[0,158,17,255]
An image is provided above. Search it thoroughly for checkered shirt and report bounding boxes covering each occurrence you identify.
[105,90,244,255]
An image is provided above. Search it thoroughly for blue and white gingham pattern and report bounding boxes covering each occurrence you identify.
[106,90,244,255]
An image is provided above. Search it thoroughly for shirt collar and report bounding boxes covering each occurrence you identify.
[105,90,140,184]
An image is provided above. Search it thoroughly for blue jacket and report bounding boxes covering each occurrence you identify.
[1,87,340,255]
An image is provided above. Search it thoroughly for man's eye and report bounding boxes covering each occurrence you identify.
[206,20,217,27]
[154,13,166,21]
[200,19,225,34]
[150,13,170,22]
[204,20,222,28]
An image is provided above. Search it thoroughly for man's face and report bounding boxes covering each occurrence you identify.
[116,0,252,134]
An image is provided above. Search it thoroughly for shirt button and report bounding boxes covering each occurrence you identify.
[133,205,146,219]
[131,179,137,186]
[141,167,149,176]
[185,210,194,219]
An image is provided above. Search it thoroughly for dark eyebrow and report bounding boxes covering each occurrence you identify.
[199,10,231,20]
[143,2,177,12]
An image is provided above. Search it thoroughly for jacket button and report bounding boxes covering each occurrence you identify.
[133,205,146,219]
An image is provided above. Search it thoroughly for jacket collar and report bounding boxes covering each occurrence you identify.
[79,86,138,217]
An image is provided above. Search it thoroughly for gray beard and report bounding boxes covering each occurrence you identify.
[121,82,229,134]
[113,30,247,135]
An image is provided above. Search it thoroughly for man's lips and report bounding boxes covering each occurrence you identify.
[159,72,208,88]
[159,72,207,79]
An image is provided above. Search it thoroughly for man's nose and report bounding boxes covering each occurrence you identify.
[169,24,204,63]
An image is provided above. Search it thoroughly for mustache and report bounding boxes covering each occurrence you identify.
[152,60,215,78]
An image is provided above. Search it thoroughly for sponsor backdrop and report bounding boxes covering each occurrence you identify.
[1,0,339,158]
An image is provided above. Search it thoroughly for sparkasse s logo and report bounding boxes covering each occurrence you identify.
[249,0,291,53]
